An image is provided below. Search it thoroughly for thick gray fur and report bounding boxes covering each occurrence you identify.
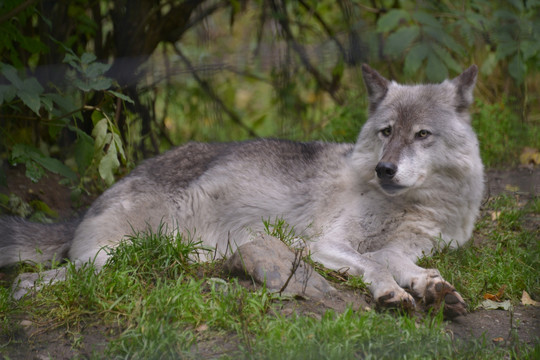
[1,65,484,317]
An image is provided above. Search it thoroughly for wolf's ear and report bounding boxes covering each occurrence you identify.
[362,64,389,112]
[451,65,478,111]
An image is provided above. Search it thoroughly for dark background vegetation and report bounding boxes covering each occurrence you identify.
[0,0,539,210]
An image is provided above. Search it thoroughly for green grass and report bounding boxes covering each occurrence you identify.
[472,100,540,168]
[420,195,540,309]
[0,194,538,359]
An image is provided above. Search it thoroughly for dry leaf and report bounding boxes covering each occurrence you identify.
[479,299,512,311]
[195,324,209,332]
[520,147,540,166]
[483,285,507,301]
[490,211,501,221]
[504,184,519,192]
[521,291,540,306]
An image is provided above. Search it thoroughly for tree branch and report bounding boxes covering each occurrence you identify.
[173,45,258,138]
[269,0,344,104]
[0,0,38,24]
[298,0,348,60]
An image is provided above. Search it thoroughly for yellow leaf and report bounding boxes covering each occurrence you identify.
[521,291,540,306]
[520,147,540,166]
[504,184,519,192]
[483,285,506,301]
[490,211,501,221]
[196,323,209,332]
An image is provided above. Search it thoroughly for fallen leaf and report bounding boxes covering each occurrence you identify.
[195,324,208,332]
[478,299,512,311]
[521,291,540,306]
[483,285,507,301]
[492,337,504,343]
[490,211,501,221]
[504,184,519,192]
[520,147,540,166]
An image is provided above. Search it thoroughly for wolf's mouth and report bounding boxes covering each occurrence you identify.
[378,181,407,194]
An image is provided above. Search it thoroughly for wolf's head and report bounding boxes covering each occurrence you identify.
[353,64,482,197]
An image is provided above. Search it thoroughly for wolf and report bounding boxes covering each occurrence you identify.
[0,64,483,317]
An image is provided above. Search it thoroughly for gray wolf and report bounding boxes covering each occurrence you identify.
[0,64,483,317]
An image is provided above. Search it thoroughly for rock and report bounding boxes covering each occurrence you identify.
[224,234,335,299]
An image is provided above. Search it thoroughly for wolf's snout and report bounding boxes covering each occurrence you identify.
[375,162,397,180]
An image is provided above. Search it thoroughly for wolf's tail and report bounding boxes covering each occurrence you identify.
[0,217,79,267]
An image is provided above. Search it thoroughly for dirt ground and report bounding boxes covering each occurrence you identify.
[0,165,538,359]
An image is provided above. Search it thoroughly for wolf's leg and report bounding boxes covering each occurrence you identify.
[310,241,416,311]
[365,248,467,318]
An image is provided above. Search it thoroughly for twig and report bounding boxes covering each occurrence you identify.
[269,0,344,104]
[279,247,304,295]
[298,0,348,60]
[173,44,258,138]
[0,0,38,24]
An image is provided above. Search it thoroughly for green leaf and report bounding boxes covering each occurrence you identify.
[0,84,17,104]
[384,26,419,57]
[10,143,30,163]
[20,77,44,95]
[480,52,498,76]
[29,200,58,218]
[40,94,53,112]
[12,144,77,181]
[74,78,91,92]
[508,53,526,84]
[17,89,41,115]
[377,9,409,32]
[425,53,448,82]
[92,118,108,150]
[7,193,32,216]
[84,62,111,78]
[74,133,95,174]
[496,41,518,60]
[521,40,540,61]
[108,90,134,104]
[81,53,97,64]
[88,77,113,91]
[432,44,462,74]
[1,63,23,88]
[47,93,78,113]
[412,11,440,29]
[99,149,120,186]
[31,154,77,181]
[404,43,429,75]
[507,0,524,12]
[63,53,82,71]
[25,160,45,183]
[112,133,126,162]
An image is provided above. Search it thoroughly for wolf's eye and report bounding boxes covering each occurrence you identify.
[416,129,431,139]
[380,126,392,137]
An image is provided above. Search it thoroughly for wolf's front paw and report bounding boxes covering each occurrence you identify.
[424,276,467,319]
[376,288,416,313]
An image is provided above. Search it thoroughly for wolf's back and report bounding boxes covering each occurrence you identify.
[0,217,79,267]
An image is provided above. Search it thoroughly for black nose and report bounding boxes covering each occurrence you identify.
[375,162,397,179]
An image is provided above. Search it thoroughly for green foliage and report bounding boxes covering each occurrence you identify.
[10,143,77,182]
[0,50,131,192]
[376,0,540,84]
[1,0,538,197]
